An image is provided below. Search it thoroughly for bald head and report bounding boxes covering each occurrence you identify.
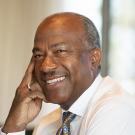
[35,12,100,50]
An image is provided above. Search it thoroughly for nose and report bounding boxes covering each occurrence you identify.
[40,56,57,72]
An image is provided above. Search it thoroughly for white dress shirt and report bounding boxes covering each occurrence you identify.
[67,74,103,135]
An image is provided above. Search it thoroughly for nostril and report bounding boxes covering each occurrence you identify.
[41,56,57,72]
[40,70,56,78]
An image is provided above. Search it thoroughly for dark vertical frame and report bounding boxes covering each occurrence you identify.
[101,0,110,76]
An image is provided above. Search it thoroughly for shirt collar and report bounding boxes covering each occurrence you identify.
[68,74,103,117]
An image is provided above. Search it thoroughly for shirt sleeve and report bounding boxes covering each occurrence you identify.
[86,97,135,135]
[0,128,25,135]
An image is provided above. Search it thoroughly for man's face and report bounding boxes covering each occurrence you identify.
[32,15,94,109]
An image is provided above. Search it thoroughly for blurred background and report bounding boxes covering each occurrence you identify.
[0,0,135,132]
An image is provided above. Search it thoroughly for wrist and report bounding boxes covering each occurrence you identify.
[2,122,26,133]
[0,127,25,135]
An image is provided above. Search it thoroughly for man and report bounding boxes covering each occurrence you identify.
[1,12,135,135]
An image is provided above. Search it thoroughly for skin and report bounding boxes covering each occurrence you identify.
[2,12,102,133]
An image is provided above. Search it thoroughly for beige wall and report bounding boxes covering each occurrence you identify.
[0,0,64,127]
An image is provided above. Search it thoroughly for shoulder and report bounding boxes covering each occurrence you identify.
[83,89,135,134]
[86,76,135,120]
[80,76,135,134]
[84,96,135,135]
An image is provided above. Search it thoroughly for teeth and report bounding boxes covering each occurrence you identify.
[46,76,65,84]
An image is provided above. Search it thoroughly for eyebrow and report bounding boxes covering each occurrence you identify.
[32,47,41,53]
[32,42,67,53]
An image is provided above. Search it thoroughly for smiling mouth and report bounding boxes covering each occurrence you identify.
[46,76,66,85]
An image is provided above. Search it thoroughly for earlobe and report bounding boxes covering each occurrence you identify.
[90,48,102,67]
[91,56,96,64]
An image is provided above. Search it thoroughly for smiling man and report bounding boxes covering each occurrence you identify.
[1,12,135,135]
[32,13,100,110]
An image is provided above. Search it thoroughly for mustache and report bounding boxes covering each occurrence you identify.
[40,70,66,78]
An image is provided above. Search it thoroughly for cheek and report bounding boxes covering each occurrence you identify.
[63,59,83,86]
[73,57,90,80]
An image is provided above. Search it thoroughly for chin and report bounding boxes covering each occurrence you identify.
[45,94,69,105]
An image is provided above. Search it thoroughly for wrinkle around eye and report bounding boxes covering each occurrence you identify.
[54,49,69,57]
[33,54,44,60]
[56,49,67,53]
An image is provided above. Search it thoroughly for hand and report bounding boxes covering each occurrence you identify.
[2,58,46,133]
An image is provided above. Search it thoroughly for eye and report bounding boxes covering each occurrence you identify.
[56,49,67,53]
[33,54,43,60]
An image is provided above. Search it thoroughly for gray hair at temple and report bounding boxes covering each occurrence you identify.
[76,13,101,71]
[77,13,101,50]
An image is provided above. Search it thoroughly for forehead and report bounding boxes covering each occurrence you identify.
[34,14,85,44]
[34,32,84,52]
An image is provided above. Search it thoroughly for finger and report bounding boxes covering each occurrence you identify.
[28,83,47,102]
[29,82,42,92]
[25,90,47,103]
[20,58,35,87]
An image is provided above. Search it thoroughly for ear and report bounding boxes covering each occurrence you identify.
[89,48,102,70]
